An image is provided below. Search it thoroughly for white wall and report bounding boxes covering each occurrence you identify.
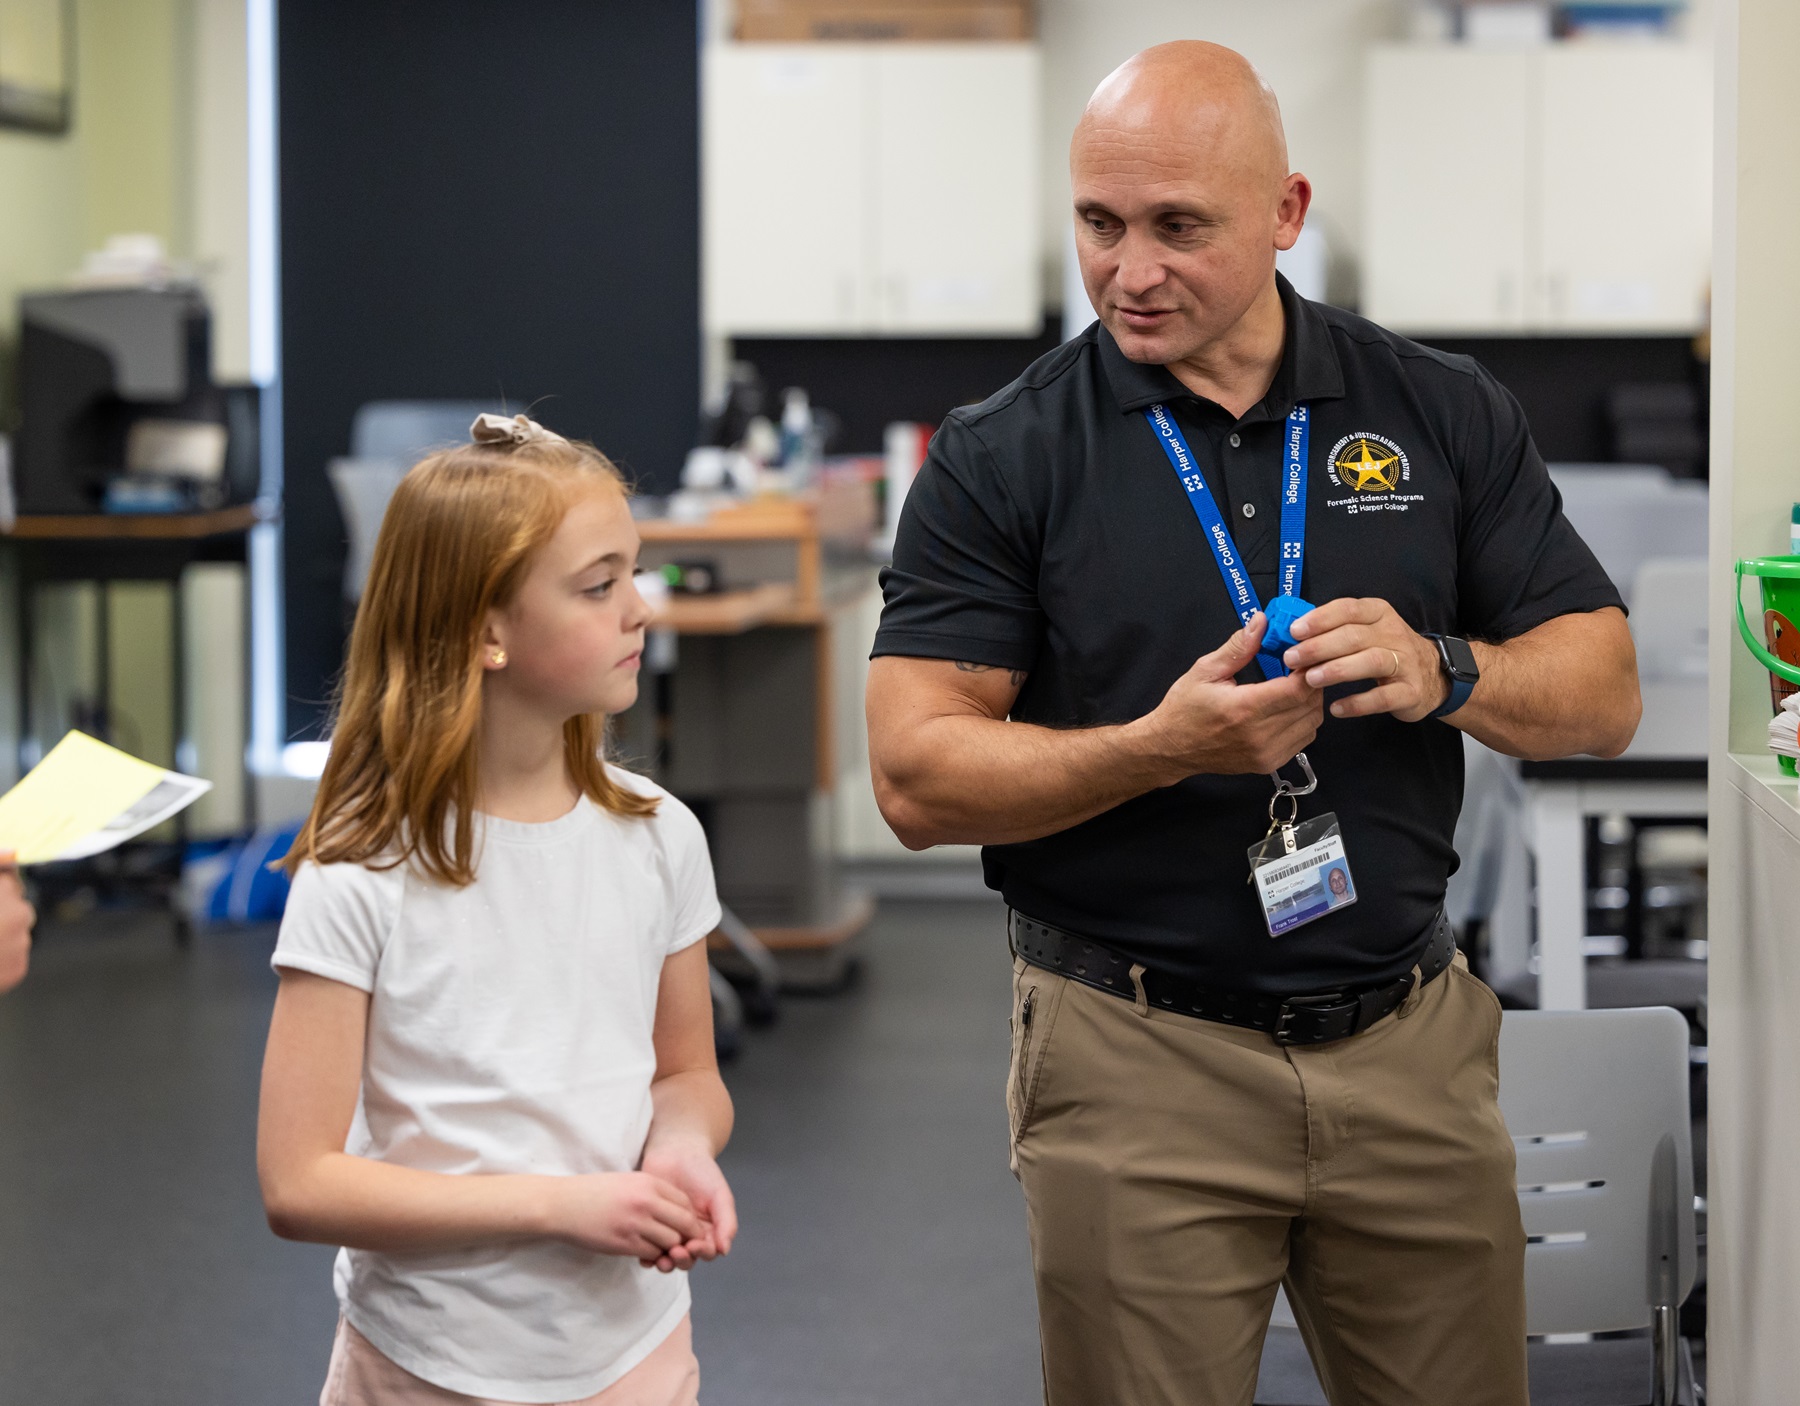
[1706,0,1800,1397]
[190,0,252,382]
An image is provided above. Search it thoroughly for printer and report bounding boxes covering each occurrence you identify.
[15,286,258,515]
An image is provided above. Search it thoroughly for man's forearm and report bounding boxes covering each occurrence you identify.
[875,713,1174,849]
[1449,609,1640,761]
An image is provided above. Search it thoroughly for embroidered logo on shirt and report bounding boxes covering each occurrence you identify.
[1324,433,1423,514]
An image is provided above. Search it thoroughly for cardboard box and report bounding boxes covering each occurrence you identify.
[735,1,1034,42]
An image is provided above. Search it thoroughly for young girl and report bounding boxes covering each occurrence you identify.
[258,413,734,1406]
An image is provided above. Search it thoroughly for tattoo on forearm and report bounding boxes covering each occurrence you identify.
[955,661,1028,686]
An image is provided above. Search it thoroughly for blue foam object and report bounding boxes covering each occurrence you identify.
[1261,594,1316,652]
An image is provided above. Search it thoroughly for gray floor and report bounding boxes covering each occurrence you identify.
[0,896,1697,1406]
[0,897,1044,1406]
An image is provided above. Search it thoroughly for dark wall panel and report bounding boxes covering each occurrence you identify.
[1418,335,1704,465]
[280,1,699,736]
[731,322,1063,454]
[735,325,1705,466]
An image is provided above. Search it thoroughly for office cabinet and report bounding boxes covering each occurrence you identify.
[703,47,872,333]
[1364,49,1534,330]
[1362,43,1711,334]
[1537,46,1711,330]
[703,43,1041,335]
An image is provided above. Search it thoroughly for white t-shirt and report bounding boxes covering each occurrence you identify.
[271,767,721,1403]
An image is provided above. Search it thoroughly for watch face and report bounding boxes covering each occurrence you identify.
[1441,635,1478,679]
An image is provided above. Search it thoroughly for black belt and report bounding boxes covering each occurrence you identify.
[1008,909,1457,1047]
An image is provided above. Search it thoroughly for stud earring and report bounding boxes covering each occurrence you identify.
[489,650,507,668]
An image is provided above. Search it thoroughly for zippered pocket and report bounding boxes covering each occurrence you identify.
[1007,976,1059,1160]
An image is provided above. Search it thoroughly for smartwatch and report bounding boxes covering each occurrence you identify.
[1423,633,1479,719]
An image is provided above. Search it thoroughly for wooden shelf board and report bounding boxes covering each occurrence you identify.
[637,499,812,544]
[652,581,799,635]
[6,503,262,540]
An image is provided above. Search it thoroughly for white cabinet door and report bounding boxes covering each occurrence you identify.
[1537,45,1712,332]
[1362,46,1533,332]
[703,45,873,334]
[869,45,1040,335]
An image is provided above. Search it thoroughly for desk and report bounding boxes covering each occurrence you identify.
[626,490,878,987]
[3,505,259,930]
[6,504,259,772]
[1521,679,1707,1010]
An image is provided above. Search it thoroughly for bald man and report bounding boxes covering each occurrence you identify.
[867,41,1637,1406]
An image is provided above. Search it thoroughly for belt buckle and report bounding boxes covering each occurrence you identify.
[1272,991,1352,1046]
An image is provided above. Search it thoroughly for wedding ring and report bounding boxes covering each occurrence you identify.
[1387,648,1401,679]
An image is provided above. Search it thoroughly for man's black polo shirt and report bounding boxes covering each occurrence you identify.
[873,275,1623,996]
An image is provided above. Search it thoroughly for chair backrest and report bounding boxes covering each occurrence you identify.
[1548,464,1707,609]
[1498,1008,1696,1337]
[327,458,409,602]
[349,400,505,463]
[332,401,510,602]
[1630,557,1710,682]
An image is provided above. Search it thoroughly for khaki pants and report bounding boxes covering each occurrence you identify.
[1008,948,1527,1406]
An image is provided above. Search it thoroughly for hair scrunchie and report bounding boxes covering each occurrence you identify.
[469,412,567,447]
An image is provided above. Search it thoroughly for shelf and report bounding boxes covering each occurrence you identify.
[5,503,262,541]
[652,582,799,635]
[1725,752,1800,848]
[637,499,813,544]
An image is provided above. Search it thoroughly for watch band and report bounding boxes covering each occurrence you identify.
[1428,673,1476,719]
[1424,634,1477,719]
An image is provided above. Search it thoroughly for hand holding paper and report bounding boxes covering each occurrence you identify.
[0,852,29,994]
[0,731,212,865]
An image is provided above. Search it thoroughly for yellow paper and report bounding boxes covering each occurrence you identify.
[0,731,169,864]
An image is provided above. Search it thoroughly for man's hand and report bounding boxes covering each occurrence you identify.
[0,855,33,995]
[1136,613,1324,777]
[1280,598,1446,723]
[639,1141,738,1273]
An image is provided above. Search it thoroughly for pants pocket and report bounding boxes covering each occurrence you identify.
[1006,967,1063,1168]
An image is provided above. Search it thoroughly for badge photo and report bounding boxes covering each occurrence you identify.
[1248,812,1358,937]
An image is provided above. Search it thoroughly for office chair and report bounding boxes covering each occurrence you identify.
[1255,1006,1699,1406]
[327,400,508,604]
[1500,1006,1699,1406]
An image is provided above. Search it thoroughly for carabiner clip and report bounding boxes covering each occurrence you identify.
[1269,750,1318,799]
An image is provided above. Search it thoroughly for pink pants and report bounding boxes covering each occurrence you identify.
[319,1314,701,1406]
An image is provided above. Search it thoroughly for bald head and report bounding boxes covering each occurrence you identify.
[1068,41,1309,380]
[1074,41,1288,190]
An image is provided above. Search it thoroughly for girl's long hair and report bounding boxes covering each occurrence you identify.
[283,433,657,887]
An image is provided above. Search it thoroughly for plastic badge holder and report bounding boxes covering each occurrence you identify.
[1247,811,1357,937]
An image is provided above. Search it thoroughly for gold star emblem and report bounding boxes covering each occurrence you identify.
[1334,438,1401,492]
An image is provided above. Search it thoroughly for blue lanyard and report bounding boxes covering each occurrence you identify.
[1143,402,1310,678]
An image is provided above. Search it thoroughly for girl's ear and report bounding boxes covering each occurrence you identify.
[480,611,509,671]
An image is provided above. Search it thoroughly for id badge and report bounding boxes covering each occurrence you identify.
[1247,812,1357,937]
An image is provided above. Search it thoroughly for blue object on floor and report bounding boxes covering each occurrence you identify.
[188,824,300,923]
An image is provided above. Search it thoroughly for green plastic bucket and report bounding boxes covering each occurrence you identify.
[1734,555,1800,776]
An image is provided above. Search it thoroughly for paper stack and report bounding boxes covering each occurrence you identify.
[1769,694,1800,760]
